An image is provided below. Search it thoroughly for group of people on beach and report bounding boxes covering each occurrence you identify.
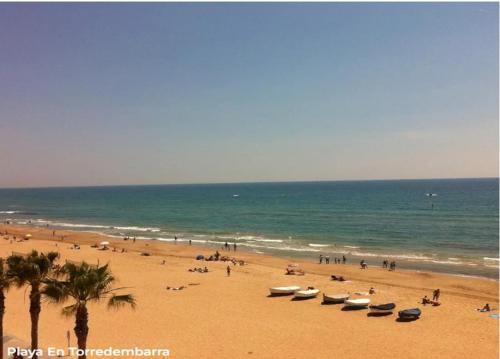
[203,250,245,266]
[123,236,136,243]
[319,254,346,264]
[222,241,237,251]
[382,260,397,270]
[422,289,441,306]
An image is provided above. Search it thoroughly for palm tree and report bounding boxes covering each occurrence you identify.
[7,250,59,359]
[43,262,135,359]
[0,258,14,359]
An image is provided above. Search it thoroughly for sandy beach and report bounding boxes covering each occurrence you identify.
[1,224,498,359]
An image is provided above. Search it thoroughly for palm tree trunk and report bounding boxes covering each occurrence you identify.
[74,305,89,359]
[0,290,5,359]
[29,283,41,359]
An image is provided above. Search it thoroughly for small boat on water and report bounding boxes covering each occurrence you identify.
[398,308,421,319]
[294,288,320,299]
[344,298,370,308]
[369,303,396,314]
[269,286,301,296]
[323,293,350,303]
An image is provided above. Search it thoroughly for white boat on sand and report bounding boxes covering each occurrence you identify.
[269,286,301,295]
[294,288,320,299]
[344,298,370,307]
[323,293,350,303]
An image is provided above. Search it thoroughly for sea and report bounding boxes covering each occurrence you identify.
[0,178,498,279]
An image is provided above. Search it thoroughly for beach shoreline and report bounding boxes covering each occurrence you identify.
[2,223,499,358]
[3,220,499,280]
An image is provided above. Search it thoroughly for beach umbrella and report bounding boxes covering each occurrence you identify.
[100,241,110,246]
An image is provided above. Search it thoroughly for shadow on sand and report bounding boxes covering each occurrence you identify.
[291,297,317,301]
[396,317,420,322]
[367,312,393,317]
[267,293,294,298]
[341,306,368,311]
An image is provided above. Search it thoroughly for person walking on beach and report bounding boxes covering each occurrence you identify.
[189,239,192,245]
[342,255,346,264]
[325,256,330,264]
[133,237,136,243]
[319,254,323,264]
[175,236,178,244]
[433,289,440,302]
[224,241,229,250]
[226,265,231,276]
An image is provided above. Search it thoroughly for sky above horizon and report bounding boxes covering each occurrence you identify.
[0,3,498,188]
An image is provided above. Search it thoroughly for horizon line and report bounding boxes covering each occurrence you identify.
[0,176,498,190]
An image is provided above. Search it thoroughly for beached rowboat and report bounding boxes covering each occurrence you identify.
[369,303,396,313]
[323,293,350,303]
[398,308,421,319]
[294,288,320,299]
[269,286,301,295]
[344,298,370,307]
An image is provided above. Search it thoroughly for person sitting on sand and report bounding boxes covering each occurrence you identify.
[369,287,375,294]
[422,295,431,305]
[477,304,491,312]
[203,266,208,272]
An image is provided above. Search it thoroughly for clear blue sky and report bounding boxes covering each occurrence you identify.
[0,3,498,187]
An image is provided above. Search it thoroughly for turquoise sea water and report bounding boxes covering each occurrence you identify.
[0,178,498,278]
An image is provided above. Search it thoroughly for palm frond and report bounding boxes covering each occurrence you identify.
[42,279,69,303]
[62,303,78,317]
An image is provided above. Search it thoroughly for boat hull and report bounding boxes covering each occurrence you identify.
[398,308,421,319]
[323,294,349,303]
[344,298,370,307]
[269,286,301,295]
[369,303,396,313]
[294,289,320,299]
